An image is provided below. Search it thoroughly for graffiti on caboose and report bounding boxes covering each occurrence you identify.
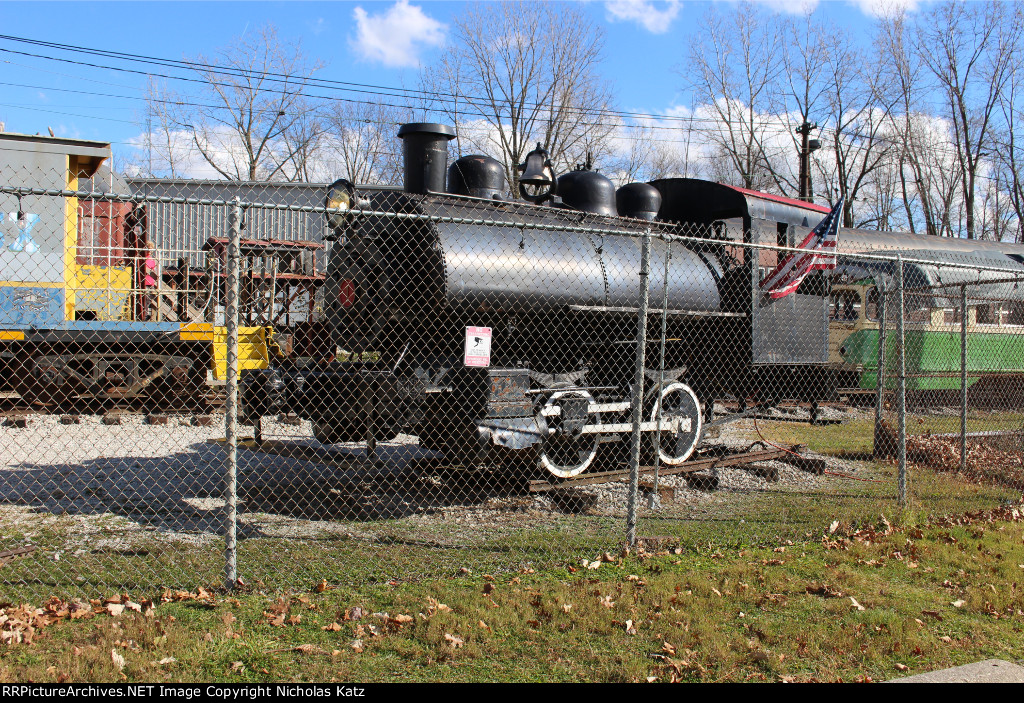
[5,211,40,254]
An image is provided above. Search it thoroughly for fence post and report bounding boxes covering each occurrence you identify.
[626,230,652,549]
[650,238,672,510]
[874,281,887,456]
[223,197,241,590]
[896,254,907,507]
[960,284,968,474]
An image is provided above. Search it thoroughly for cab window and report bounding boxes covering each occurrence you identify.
[865,287,879,321]
[830,290,861,321]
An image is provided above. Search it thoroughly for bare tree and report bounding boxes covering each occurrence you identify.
[277,97,327,183]
[685,3,787,192]
[320,98,410,185]
[813,27,894,227]
[916,0,1022,238]
[148,25,324,181]
[128,77,191,178]
[877,13,949,236]
[421,1,616,191]
[994,18,1024,242]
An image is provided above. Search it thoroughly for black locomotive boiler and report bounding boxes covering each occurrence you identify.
[240,123,833,478]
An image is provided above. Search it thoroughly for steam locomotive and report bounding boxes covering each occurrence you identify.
[239,122,842,479]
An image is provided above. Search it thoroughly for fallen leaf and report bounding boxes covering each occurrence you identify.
[850,597,866,611]
[443,633,464,648]
[322,622,343,632]
[951,600,965,608]
[230,661,244,672]
[293,644,316,654]
[625,619,637,636]
[806,583,843,598]
[599,595,615,609]
[111,649,126,671]
[829,520,839,534]
[426,597,451,613]
[153,657,176,666]
[561,603,573,613]
[349,639,364,653]
[106,604,125,617]
[896,663,909,672]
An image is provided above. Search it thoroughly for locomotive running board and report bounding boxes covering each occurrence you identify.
[568,304,746,318]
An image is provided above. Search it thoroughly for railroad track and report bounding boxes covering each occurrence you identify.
[0,388,225,417]
[524,444,825,492]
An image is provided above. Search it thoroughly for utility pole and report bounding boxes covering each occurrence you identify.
[795,121,821,203]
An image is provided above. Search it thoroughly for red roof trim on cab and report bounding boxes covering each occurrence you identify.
[725,184,832,214]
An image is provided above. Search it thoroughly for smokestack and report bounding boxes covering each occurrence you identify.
[397,123,456,195]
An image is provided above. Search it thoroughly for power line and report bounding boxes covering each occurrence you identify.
[0,34,1011,189]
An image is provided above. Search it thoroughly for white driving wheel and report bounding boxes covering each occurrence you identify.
[537,389,601,479]
[646,381,702,466]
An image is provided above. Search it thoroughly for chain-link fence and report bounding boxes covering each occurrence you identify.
[2,154,1023,600]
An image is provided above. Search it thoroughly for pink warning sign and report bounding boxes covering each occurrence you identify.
[464,326,492,367]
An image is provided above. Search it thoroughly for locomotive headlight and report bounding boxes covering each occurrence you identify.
[325,178,358,232]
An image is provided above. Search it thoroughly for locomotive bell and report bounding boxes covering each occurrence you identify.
[518,145,553,187]
[517,144,557,202]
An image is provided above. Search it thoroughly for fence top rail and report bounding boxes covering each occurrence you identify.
[5,183,1024,278]
[901,275,1024,293]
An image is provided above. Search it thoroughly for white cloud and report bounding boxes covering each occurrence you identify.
[848,0,924,19]
[350,0,446,68]
[754,0,820,15]
[604,0,682,33]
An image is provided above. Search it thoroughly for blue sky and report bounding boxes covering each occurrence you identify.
[0,0,920,154]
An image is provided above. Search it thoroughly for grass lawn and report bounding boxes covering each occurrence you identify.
[2,411,1022,682]
[3,503,1024,683]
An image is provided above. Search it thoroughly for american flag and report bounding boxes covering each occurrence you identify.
[759,196,844,299]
